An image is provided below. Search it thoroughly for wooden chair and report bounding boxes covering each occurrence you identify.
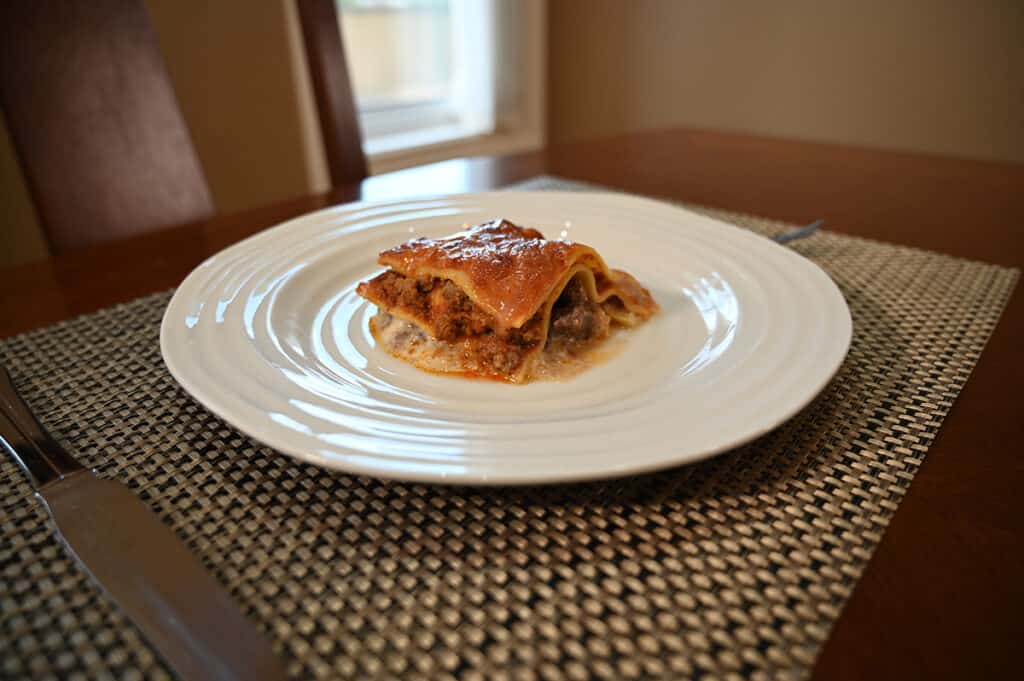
[0,0,214,253]
[295,0,368,188]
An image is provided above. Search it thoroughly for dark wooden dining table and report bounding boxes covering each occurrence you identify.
[2,127,1021,680]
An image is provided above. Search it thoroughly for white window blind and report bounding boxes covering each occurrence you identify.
[335,0,544,172]
[339,0,495,153]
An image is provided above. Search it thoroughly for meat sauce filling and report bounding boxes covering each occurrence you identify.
[364,271,612,373]
[547,277,611,351]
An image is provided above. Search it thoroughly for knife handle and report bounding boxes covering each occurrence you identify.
[0,366,85,488]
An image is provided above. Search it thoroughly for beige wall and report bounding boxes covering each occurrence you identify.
[1,0,315,268]
[548,0,1024,163]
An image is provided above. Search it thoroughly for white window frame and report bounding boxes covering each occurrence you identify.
[285,0,546,188]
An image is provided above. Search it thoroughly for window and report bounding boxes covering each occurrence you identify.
[335,0,545,172]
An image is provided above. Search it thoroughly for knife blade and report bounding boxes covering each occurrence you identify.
[0,367,287,681]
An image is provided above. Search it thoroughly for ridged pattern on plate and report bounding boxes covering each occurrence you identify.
[161,193,851,483]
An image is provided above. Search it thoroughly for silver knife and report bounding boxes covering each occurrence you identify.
[0,367,288,681]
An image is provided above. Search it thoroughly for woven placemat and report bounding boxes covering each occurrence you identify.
[1,177,1018,681]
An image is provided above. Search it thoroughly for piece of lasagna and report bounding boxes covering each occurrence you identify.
[356,219,658,382]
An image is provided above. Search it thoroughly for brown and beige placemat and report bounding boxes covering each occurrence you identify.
[1,177,1018,681]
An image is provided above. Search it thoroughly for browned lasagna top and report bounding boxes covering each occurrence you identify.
[376,219,609,329]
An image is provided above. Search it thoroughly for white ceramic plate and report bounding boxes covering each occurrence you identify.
[161,192,851,485]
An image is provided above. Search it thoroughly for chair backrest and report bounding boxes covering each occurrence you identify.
[296,0,368,187]
[0,0,214,253]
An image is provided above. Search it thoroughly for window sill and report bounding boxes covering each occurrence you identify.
[366,127,544,175]
[364,121,483,157]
